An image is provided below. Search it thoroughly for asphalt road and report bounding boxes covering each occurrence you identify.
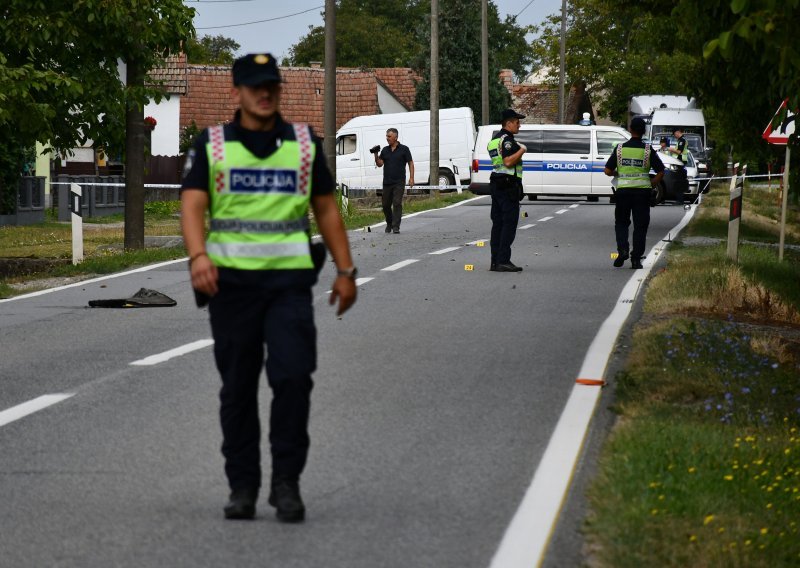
[0,196,688,567]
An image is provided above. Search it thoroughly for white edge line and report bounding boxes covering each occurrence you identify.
[489,206,697,568]
[429,247,461,255]
[0,258,188,303]
[0,394,75,428]
[381,259,419,272]
[537,216,554,222]
[569,204,580,208]
[130,339,214,366]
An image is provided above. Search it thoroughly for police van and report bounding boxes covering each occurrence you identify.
[469,123,633,201]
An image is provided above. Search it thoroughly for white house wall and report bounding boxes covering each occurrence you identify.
[377,84,408,114]
[145,97,180,156]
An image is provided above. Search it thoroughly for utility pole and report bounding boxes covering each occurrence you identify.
[324,0,336,180]
[557,0,567,124]
[124,58,145,250]
[429,0,440,195]
[481,0,488,125]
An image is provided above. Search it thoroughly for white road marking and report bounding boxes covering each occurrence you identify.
[569,204,580,209]
[466,239,488,245]
[537,216,554,222]
[519,224,536,230]
[429,247,461,255]
[0,394,74,428]
[355,277,374,286]
[489,207,697,568]
[381,259,419,271]
[129,339,214,366]
[555,209,569,214]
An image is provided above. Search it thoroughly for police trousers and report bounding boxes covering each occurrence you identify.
[209,276,316,491]
[614,188,651,259]
[490,176,521,264]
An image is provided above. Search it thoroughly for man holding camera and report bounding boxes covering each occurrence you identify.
[373,128,414,234]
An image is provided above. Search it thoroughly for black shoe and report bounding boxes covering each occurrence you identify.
[384,226,392,233]
[393,228,400,234]
[268,480,305,523]
[224,487,258,520]
[613,250,629,268]
[630,258,643,269]
[494,262,522,272]
[490,263,497,271]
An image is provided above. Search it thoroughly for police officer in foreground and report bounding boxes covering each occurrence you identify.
[488,108,527,272]
[604,117,665,269]
[180,53,357,522]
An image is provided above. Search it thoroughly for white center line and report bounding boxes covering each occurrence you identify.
[466,239,488,245]
[555,209,569,214]
[381,259,419,271]
[130,339,214,366]
[519,224,536,230]
[0,394,74,428]
[537,216,554,222]
[355,277,374,286]
[429,247,461,255]
[569,204,580,209]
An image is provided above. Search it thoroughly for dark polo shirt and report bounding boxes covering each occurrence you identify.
[379,143,413,185]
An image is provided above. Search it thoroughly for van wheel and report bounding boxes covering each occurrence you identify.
[586,195,599,202]
[438,169,455,189]
[527,194,538,201]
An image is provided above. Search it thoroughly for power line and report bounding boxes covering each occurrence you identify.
[516,0,536,18]
[195,5,324,29]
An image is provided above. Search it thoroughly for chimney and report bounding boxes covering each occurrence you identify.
[310,61,322,69]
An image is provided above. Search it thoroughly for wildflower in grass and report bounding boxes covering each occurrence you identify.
[688,467,696,473]
[718,527,725,533]
[689,535,697,542]
[704,514,714,525]
[724,475,734,481]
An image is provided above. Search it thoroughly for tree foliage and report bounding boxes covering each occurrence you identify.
[286,0,532,77]
[186,34,240,65]
[414,0,511,122]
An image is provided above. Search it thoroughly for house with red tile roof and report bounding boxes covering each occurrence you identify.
[499,69,598,125]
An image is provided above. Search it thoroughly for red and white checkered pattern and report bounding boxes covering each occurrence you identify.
[293,123,312,195]
[209,125,226,193]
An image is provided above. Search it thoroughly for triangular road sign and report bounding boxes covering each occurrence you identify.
[763,100,796,145]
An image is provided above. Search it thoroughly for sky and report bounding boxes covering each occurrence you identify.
[185,0,564,65]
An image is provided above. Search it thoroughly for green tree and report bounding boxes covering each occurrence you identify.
[414,0,511,121]
[186,34,240,65]
[0,0,194,246]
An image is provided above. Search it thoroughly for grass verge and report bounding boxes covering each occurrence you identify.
[585,181,800,566]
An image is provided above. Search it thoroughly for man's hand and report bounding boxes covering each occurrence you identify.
[518,143,527,153]
[408,178,415,186]
[190,253,219,297]
[329,276,357,316]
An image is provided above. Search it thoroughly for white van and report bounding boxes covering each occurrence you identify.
[647,108,707,149]
[469,124,632,201]
[335,107,476,189]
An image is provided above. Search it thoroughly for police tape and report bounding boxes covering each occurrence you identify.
[341,185,469,192]
[698,173,783,183]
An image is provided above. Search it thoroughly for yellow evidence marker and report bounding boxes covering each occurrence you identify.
[522,211,529,217]
[464,264,474,271]
[610,252,619,259]
[476,241,485,247]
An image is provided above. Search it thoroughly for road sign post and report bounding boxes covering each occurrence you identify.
[726,163,744,262]
[69,183,84,265]
[763,100,795,262]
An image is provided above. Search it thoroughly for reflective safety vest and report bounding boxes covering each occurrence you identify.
[615,143,652,189]
[675,137,688,163]
[488,134,523,178]
[205,123,315,270]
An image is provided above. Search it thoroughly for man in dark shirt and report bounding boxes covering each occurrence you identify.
[374,128,414,234]
[181,53,357,523]
[668,128,688,205]
[604,117,665,269]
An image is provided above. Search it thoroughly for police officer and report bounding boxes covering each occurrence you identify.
[488,108,527,272]
[668,128,688,205]
[604,117,665,269]
[180,53,357,522]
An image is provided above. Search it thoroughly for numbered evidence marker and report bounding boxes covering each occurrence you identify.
[476,241,485,247]
[610,252,619,260]
[464,264,474,271]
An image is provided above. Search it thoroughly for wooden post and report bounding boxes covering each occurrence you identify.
[726,163,744,262]
[778,146,791,261]
[70,183,84,265]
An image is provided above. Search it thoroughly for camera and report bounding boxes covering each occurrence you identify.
[369,145,381,154]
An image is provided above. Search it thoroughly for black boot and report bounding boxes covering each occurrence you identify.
[613,250,629,268]
[268,479,305,523]
[224,487,258,520]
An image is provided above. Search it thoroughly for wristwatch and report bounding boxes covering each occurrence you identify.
[337,266,358,280]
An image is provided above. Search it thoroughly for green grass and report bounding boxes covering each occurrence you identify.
[586,180,800,566]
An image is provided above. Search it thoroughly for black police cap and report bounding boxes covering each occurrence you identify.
[232,53,282,86]
[501,108,526,122]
